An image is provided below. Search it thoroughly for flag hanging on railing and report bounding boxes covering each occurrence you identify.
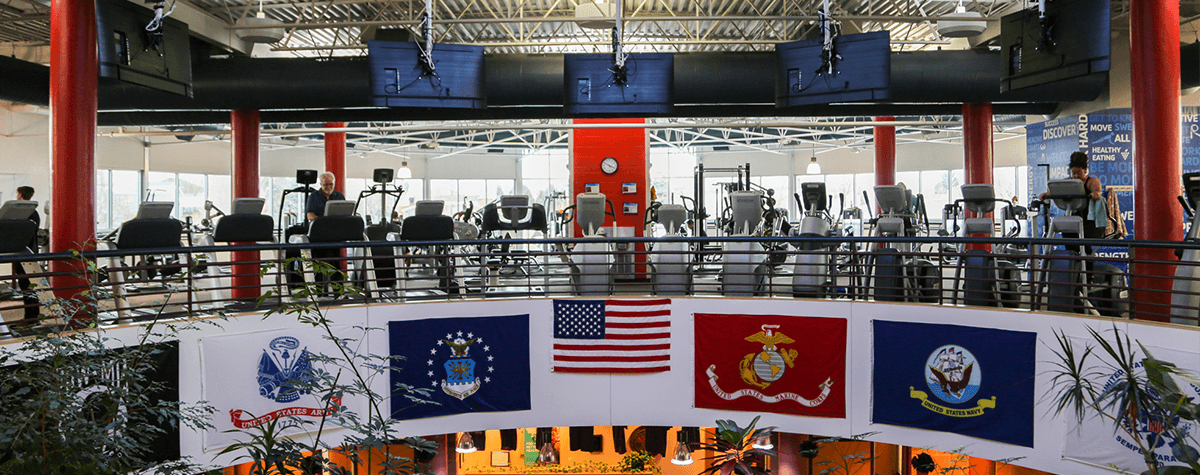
[872,320,1036,447]
[389,314,531,420]
[552,299,672,373]
[694,313,846,418]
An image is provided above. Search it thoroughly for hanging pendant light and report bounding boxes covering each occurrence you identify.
[670,432,694,465]
[538,435,558,464]
[455,432,477,453]
[806,155,821,175]
[751,433,773,450]
[397,160,413,179]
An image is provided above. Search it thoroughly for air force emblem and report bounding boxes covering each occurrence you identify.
[429,331,492,400]
[910,345,995,417]
[257,336,315,403]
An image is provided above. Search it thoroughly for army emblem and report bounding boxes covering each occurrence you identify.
[257,336,315,403]
[428,331,491,400]
[706,324,834,407]
[909,344,995,417]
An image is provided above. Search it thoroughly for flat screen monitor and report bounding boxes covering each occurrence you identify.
[0,201,36,221]
[415,200,445,216]
[137,201,175,220]
[775,30,891,107]
[999,0,1111,93]
[324,200,356,217]
[96,0,193,97]
[232,198,266,215]
[563,53,674,115]
[367,41,486,108]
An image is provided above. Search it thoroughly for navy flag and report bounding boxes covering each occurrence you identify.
[389,314,531,420]
[872,321,1035,447]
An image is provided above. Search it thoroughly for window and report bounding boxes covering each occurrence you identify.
[177,173,206,225]
[649,148,697,208]
[521,150,570,208]
[920,170,952,221]
[96,172,111,230]
[110,170,141,228]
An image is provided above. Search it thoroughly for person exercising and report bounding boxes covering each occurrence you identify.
[304,172,346,295]
[306,172,345,220]
[1041,152,1107,274]
[13,186,39,333]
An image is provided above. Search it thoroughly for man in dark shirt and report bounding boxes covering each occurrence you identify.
[13,186,39,331]
[306,172,345,220]
[304,172,346,295]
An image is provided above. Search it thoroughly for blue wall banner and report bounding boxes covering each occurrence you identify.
[389,314,531,420]
[872,321,1036,447]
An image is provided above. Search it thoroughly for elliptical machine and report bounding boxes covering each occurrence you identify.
[868,184,939,302]
[721,190,770,296]
[1033,178,1125,316]
[568,192,617,296]
[792,182,834,298]
[1171,172,1200,324]
[948,184,1021,308]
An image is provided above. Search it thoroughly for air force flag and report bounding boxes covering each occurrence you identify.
[389,314,531,420]
[872,321,1036,447]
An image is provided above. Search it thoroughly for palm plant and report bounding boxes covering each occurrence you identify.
[692,416,776,475]
[1047,325,1200,475]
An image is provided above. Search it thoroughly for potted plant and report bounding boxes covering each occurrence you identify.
[691,416,776,475]
[911,453,936,475]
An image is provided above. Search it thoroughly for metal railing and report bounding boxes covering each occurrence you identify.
[2,234,1198,340]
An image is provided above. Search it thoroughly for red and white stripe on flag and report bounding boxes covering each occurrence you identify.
[552,299,671,373]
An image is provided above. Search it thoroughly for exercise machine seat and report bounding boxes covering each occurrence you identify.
[400,215,455,241]
[214,214,274,243]
[308,215,365,243]
[115,218,183,249]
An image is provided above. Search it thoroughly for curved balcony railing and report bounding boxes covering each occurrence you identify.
[0,234,1196,339]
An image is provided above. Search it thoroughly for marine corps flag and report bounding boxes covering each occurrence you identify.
[694,313,846,418]
[872,321,1035,447]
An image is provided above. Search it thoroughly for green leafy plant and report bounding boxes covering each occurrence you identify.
[691,416,776,475]
[214,257,438,475]
[1047,325,1200,475]
[617,450,656,473]
[0,254,215,475]
[804,432,878,475]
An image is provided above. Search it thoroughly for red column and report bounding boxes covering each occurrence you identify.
[231,110,261,300]
[962,103,994,221]
[776,433,802,475]
[874,116,896,187]
[325,122,347,194]
[49,0,97,308]
[1130,0,1181,322]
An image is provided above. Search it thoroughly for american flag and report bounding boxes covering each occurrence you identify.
[552,299,671,373]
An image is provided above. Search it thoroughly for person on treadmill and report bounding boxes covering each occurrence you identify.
[304,172,346,295]
[12,186,39,333]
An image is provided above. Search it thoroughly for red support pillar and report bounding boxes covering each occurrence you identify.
[325,122,347,194]
[49,0,97,309]
[962,102,994,217]
[776,433,803,475]
[231,110,261,300]
[874,116,896,187]
[1130,0,1181,322]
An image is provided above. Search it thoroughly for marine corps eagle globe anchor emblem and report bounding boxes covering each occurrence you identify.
[706,324,835,407]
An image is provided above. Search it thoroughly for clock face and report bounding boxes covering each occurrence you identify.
[601,157,619,174]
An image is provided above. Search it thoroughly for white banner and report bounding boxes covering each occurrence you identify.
[200,325,365,451]
[1062,344,1200,474]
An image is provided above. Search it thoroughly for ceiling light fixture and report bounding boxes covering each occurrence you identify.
[235,0,286,43]
[936,1,987,38]
[751,434,774,450]
[397,160,413,179]
[807,155,821,175]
